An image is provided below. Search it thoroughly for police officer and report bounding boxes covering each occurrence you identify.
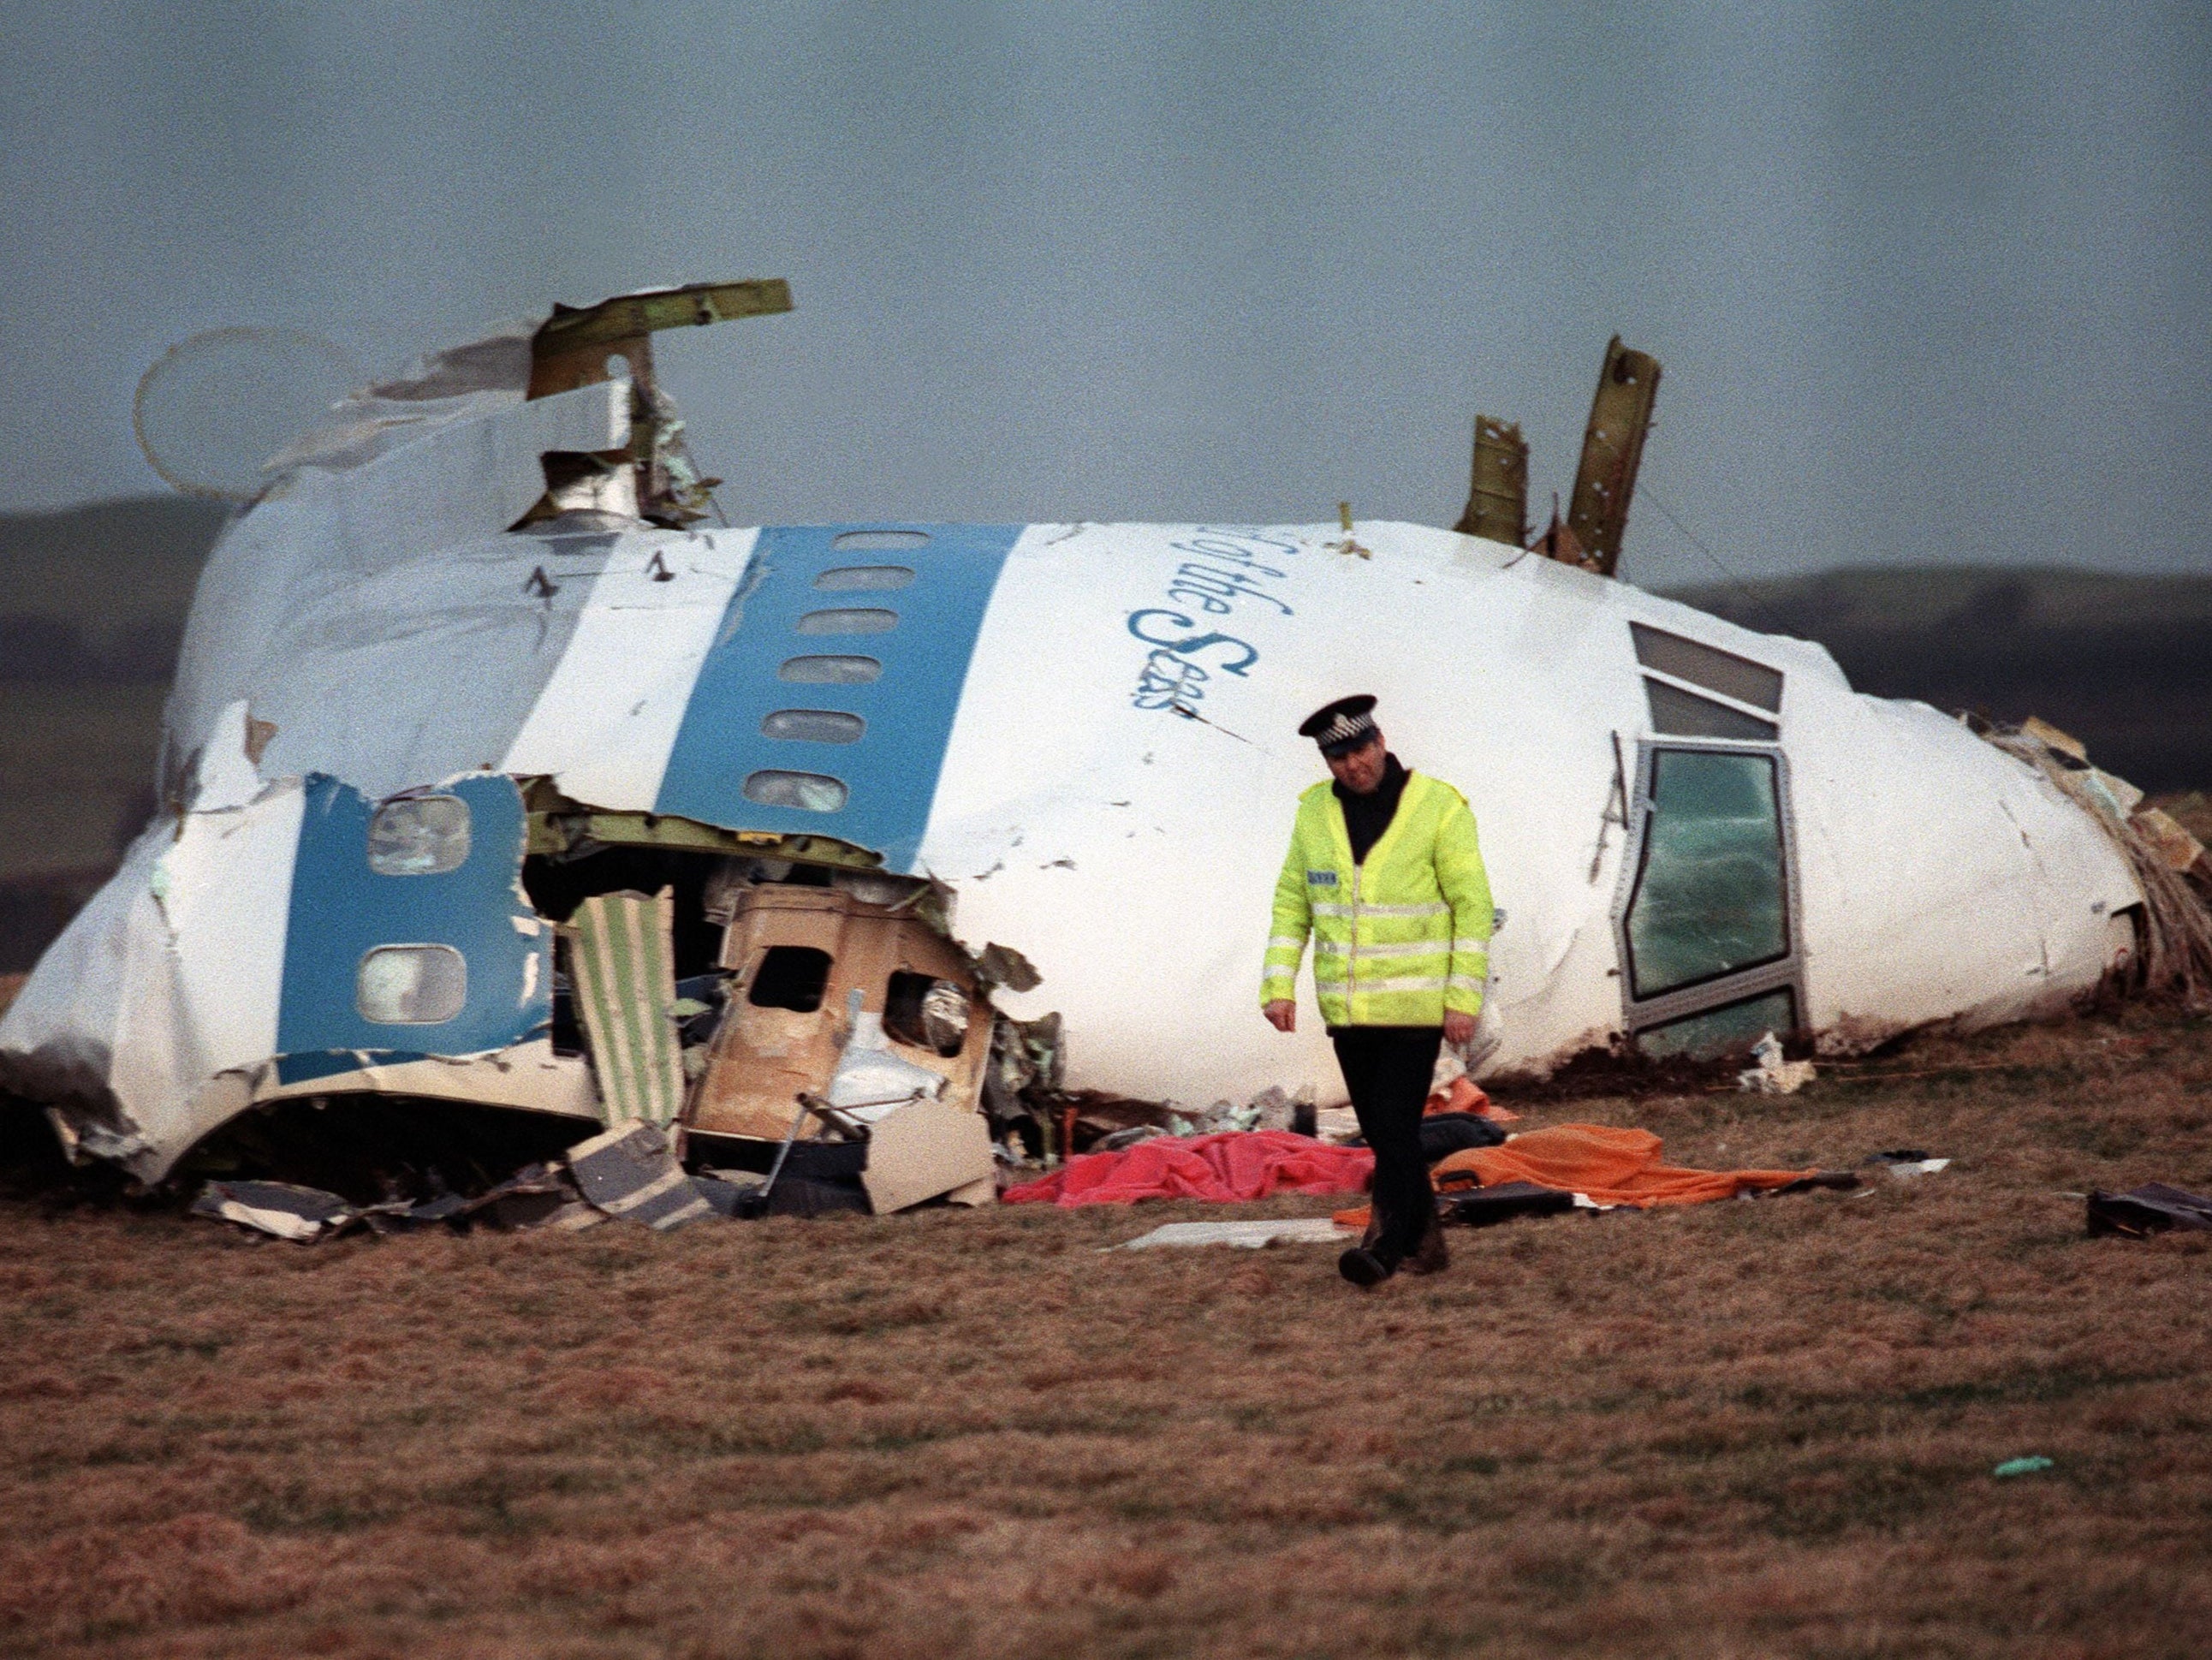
[1262,695,1494,1286]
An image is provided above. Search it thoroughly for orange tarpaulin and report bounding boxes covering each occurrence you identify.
[1333,1122,1818,1229]
[1424,1074,1518,1123]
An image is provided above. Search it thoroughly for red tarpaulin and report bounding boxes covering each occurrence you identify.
[1002,1130,1374,1209]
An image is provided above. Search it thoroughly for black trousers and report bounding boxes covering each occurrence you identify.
[1330,1026,1443,1267]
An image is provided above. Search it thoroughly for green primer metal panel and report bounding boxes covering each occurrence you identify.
[568,889,687,1127]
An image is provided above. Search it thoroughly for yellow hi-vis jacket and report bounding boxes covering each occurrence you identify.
[1261,771,1494,1027]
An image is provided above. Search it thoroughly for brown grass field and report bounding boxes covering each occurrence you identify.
[2,997,2210,1658]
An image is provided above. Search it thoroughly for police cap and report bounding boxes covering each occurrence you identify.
[1299,694,1380,758]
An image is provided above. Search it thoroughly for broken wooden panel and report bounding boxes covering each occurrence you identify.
[1566,336,1662,579]
[859,1096,996,1214]
[687,885,991,1142]
[1453,415,1529,547]
[567,889,687,1127]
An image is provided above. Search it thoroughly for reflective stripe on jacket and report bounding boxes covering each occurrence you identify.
[1260,771,1493,1026]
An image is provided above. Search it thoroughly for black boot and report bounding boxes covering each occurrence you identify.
[1338,1246,1392,1287]
[1400,1211,1450,1276]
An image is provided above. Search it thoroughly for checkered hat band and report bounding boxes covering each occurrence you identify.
[1316,711,1376,747]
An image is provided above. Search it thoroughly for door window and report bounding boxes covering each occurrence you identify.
[1625,748,1789,998]
[1636,988,1796,1059]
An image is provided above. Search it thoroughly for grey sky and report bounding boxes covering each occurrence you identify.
[3,2,2206,583]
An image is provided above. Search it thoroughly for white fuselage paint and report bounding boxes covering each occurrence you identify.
[501,528,758,806]
[919,522,2138,1104]
[0,513,2142,1175]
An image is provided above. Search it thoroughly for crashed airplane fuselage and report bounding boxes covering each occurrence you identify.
[0,293,2146,1183]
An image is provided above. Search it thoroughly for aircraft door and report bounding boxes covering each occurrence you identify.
[1611,741,1804,1057]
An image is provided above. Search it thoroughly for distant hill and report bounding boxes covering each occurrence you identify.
[0,498,227,931]
[4,509,2211,961]
[0,496,229,681]
[1665,568,2212,792]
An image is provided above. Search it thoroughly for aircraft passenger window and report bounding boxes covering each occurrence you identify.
[884,971,968,1056]
[1636,988,1796,1058]
[779,655,882,684]
[1630,623,1783,711]
[794,608,898,635]
[831,529,931,551]
[366,794,470,876]
[742,770,850,812]
[356,943,467,1024]
[1624,749,1788,999]
[748,946,834,1012]
[761,709,865,744]
[1644,679,1779,741]
[814,565,915,592]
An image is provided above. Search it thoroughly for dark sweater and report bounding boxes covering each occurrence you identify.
[1334,753,1409,865]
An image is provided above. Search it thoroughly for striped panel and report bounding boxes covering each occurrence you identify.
[1311,940,1448,960]
[568,889,686,1127]
[565,1122,715,1230]
[1315,974,1448,993]
[1310,901,1450,919]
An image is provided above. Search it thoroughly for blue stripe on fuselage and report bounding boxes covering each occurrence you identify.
[275,773,550,1063]
[654,524,1021,871]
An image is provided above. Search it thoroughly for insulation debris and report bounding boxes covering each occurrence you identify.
[1981,718,2212,1006]
[1738,1031,1817,1094]
[2131,806,2212,890]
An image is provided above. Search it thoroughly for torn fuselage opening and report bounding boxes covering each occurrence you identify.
[513,450,642,527]
[171,1092,592,1209]
[520,784,994,1146]
[521,280,792,529]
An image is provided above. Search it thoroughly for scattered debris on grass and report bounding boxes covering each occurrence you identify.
[1114,1217,1351,1250]
[2085,1181,2212,1237]
[1868,1148,1954,1178]
[1738,1030,1817,1094]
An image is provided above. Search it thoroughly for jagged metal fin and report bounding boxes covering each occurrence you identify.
[529,279,793,398]
[1565,336,1661,578]
[1453,414,1529,547]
